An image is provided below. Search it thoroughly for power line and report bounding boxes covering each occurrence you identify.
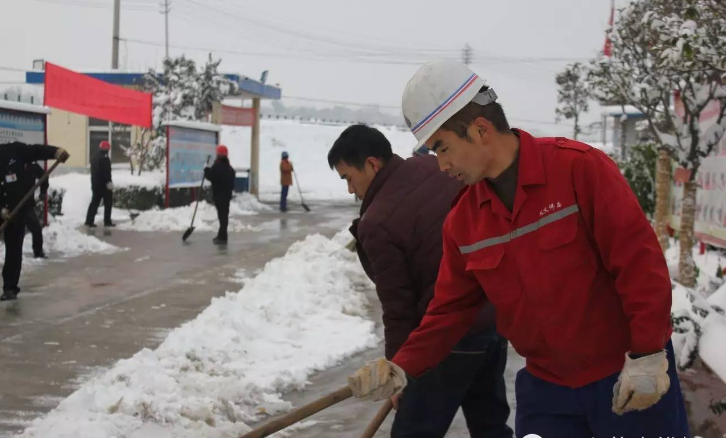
[283,96,399,110]
[123,37,588,69]
[170,0,590,66]
[121,37,435,64]
[173,0,457,59]
[32,0,157,11]
[168,7,350,58]
[474,56,588,63]
[205,0,459,53]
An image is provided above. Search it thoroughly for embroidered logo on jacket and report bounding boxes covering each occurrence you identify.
[539,201,563,217]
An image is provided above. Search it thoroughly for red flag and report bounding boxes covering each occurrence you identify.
[44,62,152,128]
[603,0,615,57]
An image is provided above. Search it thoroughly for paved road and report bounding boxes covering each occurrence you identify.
[0,204,357,436]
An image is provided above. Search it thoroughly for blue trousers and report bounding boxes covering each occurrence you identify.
[515,341,690,438]
[280,185,289,211]
[280,186,290,211]
[392,329,513,438]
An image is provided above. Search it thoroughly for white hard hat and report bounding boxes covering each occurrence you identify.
[402,59,498,149]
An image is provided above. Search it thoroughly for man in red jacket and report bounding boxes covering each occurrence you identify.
[348,60,689,438]
[331,124,512,438]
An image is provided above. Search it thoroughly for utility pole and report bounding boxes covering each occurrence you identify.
[251,98,261,196]
[110,0,121,161]
[462,43,472,66]
[112,0,120,69]
[161,0,170,59]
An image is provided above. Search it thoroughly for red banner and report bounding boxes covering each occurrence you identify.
[603,0,614,57]
[221,105,256,127]
[44,62,152,128]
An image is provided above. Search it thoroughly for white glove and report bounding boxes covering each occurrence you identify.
[106,182,114,190]
[1,208,10,221]
[348,358,407,401]
[612,350,670,415]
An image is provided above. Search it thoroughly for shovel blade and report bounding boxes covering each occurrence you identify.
[182,226,195,242]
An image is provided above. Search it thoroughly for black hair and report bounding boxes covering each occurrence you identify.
[440,86,510,137]
[327,124,393,169]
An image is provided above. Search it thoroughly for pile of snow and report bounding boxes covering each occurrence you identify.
[18,230,378,438]
[667,242,726,382]
[0,217,120,265]
[50,172,96,222]
[666,242,725,297]
[51,170,269,232]
[32,220,119,257]
[118,194,270,233]
[231,192,272,214]
[50,170,164,223]
[222,120,416,201]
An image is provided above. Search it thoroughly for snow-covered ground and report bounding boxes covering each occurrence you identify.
[667,242,726,383]
[221,120,416,201]
[18,230,378,438]
[117,194,270,233]
[50,171,165,224]
[16,119,721,436]
[49,120,415,208]
[51,170,269,233]
[0,214,121,267]
[27,220,119,258]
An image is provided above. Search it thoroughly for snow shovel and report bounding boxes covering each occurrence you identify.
[182,155,211,242]
[292,171,311,212]
[358,398,394,438]
[238,386,352,438]
[0,160,62,235]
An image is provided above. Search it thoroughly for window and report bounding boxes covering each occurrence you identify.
[88,118,131,164]
[110,129,131,164]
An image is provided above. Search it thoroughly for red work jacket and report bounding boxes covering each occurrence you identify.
[392,129,672,388]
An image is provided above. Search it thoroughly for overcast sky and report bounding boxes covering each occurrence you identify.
[1,0,620,138]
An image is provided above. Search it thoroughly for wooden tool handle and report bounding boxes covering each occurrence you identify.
[238,386,353,438]
[358,399,393,438]
[0,160,60,234]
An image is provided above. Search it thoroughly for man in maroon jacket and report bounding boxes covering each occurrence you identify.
[329,124,512,438]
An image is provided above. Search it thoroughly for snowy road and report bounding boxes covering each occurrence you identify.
[2,199,721,437]
[0,204,358,437]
